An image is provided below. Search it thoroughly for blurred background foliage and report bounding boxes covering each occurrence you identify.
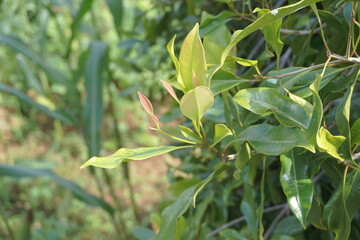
[1,0,359,239]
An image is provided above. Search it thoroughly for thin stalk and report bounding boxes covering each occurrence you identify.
[346,2,355,58]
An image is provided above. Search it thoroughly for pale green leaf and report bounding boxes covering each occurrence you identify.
[81,146,193,169]
[167,35,185,91]
[317,127,346,161]
[179,23,207,91]
[178,125,202,143]
[238,124,314,155]
[211,124,233,147]
[280,150,313,228]
[233,87,310,129]
[226,55,258,67]
[180,86,214,123]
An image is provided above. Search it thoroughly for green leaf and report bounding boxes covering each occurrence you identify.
[233,87,310,129]
[335,77,357,160]
[179,23,207,91]
[155,164,228,240]
[200,11,236,36]
[226,55,258,67]
[178,125,202,143]
[238,124,314,155]
[210,69,250,95]
[167,35,185,91]
[254,8,283,64]
[280,150,313,228]
[0,83,75,125]
[66,0,95,57]
[180,86,214,123]
[81,146,193,169]
[0,164,114,215]
[132,227,156,240]
[306,74,323,147]
[16,54,43,93]
[208,0,323,80]
[105,0,123,37]
[317,127,346,161]
[84,41,108,156]
[211,124,232,147]
[323,171,360,239]
[0,33,67,84]
[351,118,360,145]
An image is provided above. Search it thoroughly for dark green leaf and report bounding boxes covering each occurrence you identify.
[238,124,314,155]
[105,0,123,37]
[234,88,310,129]
[280,150,313,228]
[351,118,360,145]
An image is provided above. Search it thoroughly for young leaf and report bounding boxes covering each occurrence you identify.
[138,91,154,115]
[81,146,193,169]
[211,124,232,147]
[233,87,310,129]
[178,125,202,143]
[167,36,185,91]
[280,150,314,228]
[238,124,314,155]
[180,86,214,123]
[161,80,179,103]
[179,23,207,91]
[317,127,346,161]
[351,118,360,146]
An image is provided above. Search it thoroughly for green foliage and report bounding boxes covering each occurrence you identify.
[2,0,360,239]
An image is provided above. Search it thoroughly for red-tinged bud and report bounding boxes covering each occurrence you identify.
[149,113,160,129]
[160,80,179,103]
[137,91,154,115]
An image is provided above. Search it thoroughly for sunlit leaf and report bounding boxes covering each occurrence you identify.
[180,86,214,123]
[81,146,193,169]
[211,124,232,147]
[317,127,346,161]
[179,23,207,91]
[161,80,179,103]
[167,35,185,91]
[178,125,202,143]
[234,87,310,129]
[238,124,314,155]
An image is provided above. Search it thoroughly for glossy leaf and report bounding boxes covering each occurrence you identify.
[335,77,357,160]
[81,146,193,169]
[84,42,108,156]
[351,118,360,145]
[155,164,228,240]
[0,164,113,215]
[0,82,75,125]
[317,127,346,161]
[180,86,214,123]
[0,33,67,84]
[238,124,314,155]
[280,150,313,228]
[234,87,310,129]
[226,55,258,67]
[255,8,283,63]
[211,124,232,147]
[179,23,207,91]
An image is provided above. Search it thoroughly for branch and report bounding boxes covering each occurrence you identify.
[280,27,322,35]
[352,153,360,161]
[264,206,289,240]
[206,203,288,237]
